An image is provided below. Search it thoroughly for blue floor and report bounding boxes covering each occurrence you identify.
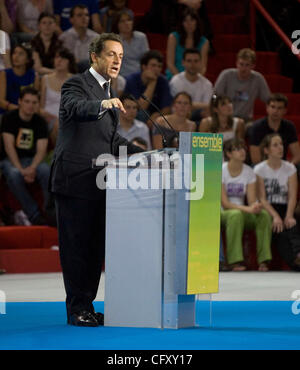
[0,301,299,350]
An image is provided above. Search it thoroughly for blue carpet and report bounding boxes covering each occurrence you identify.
[0,301,299,350]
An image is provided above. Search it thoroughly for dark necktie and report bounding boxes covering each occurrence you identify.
[103,81,110,98]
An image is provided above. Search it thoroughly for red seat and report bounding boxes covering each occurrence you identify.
[127,0,152,16]
[213,35,251,53]
[264,74,293,93]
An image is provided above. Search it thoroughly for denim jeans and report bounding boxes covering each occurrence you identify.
[0,157,50,221]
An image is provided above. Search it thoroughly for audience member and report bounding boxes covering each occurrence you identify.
[15,0,53,43]
[152,92,196,149]
[59,4,98,73]
[166,7,209,80]
[111,74,126,97]
[53,0,102,33]
[249,93,300,166]
[117,94,151,150]
[99,0,133,33]
[31,12,63,75]
[0,11,12,71]
[58,4,98,73]
[199,95,245,145]
[221,138,272,271]
[169,48,212,120]
[143,0,213,44]
[124,50,172,127]
[40,47,76,146]
[112,11,149,78]
[0,0,16,34]
[214,48,270,122]
[255,133,300,271]
[0,87,50,225]
[0,44,39,115]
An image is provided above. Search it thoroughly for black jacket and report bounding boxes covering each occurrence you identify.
[49,69,142,200]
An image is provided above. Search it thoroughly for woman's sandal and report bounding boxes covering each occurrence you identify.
[258,262,270,272]
[229,263,247,272]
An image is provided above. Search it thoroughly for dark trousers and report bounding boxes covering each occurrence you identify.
[272,204,300,270]
[55,193,106,317]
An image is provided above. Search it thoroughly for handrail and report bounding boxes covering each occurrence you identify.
[250,0,300,61]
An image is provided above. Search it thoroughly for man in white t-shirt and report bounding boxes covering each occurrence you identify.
[169,48,213,121]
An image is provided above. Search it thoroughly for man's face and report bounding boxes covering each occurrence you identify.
[91,40,123,80]
[142,58,162,78]
[182,53,201,75]
[236,58,254,80]
[18,94,39,116]
[120,99,138,121]
[266,101,287,121]
[70,7,90,29]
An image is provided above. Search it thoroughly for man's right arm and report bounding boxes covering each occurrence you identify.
[2,133,23,172]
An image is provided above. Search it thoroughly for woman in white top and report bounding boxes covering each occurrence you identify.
[40,48,75,146]
[254,133,300,271]
[221,138,272,271]
[199,95,245,144]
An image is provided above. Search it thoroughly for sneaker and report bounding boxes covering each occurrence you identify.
[14,210,32,226]
[31,214,47,226]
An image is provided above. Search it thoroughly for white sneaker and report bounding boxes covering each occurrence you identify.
[14,210,32,226]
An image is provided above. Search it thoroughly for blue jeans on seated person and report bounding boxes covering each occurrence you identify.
[0,157,50,222]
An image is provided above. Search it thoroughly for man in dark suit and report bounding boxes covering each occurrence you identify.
[49,33,143,327]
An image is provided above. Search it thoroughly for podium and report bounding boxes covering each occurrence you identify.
[101,132,223,328]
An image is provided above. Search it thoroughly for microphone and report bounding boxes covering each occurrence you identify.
[129,94,168,148]
[141,94,179,139]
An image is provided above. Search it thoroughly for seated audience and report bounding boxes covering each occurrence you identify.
[14,0,53,44]
[0,44,39,115]
[249,93,300,166]
[112,11,149,78]
[255,134,300,271]
[221,138,272,271]
[53,0,102,33]
[199,95,245,145]
[0,12,12,71]
[169,48,213,120]
[152,92,196,149]
[166,7,209,80]
[31,12,63,76]
[40,47,76,146]
[59,4,98,72]
[99,0,133,33]
[0,87,50,225]
[0,0,16,34]
[117,94,152,150]
[124,50,172,127]
[214,48,270,122]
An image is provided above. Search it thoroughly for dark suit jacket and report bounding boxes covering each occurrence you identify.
[49,69,142,200]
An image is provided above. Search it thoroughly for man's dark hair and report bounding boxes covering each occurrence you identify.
[89,33,123,65]
[183,48,201,60]
[267,93,288,108]
[38,12,56,23]
[19,87,40,100]
[70,4,89,18]
[119,93,137,104]
[140,50,163,67]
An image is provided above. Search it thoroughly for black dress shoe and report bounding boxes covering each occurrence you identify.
[68,310,99,327]
[93,312,104,326]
